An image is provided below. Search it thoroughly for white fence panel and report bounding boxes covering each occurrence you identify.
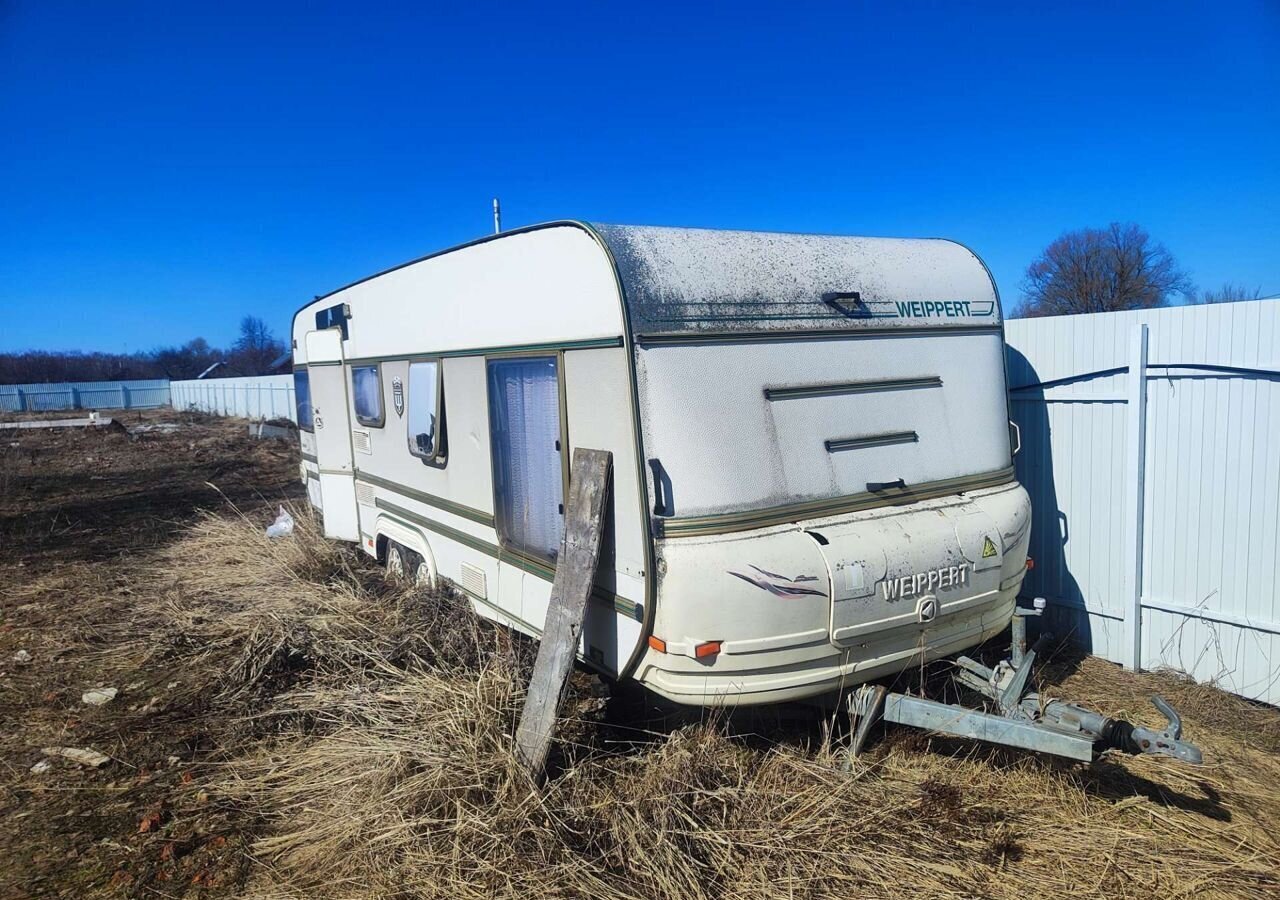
[1006,299,1280,703]
[171,375,297,422]
[0,379,170,412]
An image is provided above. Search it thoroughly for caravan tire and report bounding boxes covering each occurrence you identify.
[385,541,430,588]
[385,543,410,582]
[404,548,431,587]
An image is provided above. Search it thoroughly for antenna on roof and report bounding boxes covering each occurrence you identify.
[492,197,501,234]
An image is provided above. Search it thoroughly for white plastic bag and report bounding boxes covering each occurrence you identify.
[265,505,295,538]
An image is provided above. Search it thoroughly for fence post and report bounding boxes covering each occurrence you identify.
[1123,323,1149,670]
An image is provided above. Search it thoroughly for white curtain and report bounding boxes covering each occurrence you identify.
[488,358,564,561]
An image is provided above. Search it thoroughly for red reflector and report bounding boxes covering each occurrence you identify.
[648,635,667,653]
[1025,557,1035,571]
[694,641,722,659]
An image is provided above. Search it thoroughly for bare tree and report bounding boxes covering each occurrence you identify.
[1019,223,1192,317]
[0,350,162,383]
[1192,283,1263,304]
[152,338,222,379]
[234,316,276,352]
[0,315,288,383]
[228,316,285,375]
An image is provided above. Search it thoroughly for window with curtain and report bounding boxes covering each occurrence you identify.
[407,360,443,461]
[351,365,384,426]
[294,370,313,431]
[487,357,564,562]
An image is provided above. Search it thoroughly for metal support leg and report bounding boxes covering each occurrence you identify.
[846,684,886,762]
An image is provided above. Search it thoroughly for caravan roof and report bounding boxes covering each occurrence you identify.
[300,221,1003,346]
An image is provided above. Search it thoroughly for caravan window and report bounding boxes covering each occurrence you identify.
[315,303,349,339]
[351,365,384,427]
[406,360,445,464]
[294,370,313,431]
[487,357,564,562]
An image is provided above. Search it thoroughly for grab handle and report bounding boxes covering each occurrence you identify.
[648,458,670,516]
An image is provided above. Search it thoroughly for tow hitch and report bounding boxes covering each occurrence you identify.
[846,598,1204,765]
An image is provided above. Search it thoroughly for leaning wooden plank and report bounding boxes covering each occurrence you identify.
[514,447,613,779]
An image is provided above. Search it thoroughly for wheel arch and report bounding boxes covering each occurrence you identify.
[374,515,438,588]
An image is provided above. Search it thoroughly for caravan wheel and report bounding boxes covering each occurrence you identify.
[385,543,409,582]
[385,541,431,588]
[404,548,432,587]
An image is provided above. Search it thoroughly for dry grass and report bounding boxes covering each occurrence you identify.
[123,507,1280,900]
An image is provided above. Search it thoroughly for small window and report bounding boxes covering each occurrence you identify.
[294,370,313,431]
[406,360,446,464]
[352,364,384,426]
[315,303,349,339]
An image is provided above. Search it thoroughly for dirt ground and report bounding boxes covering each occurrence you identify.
[2,409,1279,899]
[0,410,303,897]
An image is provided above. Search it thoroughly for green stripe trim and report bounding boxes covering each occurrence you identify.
[357,470,494,526]
[636,325,1001,347]
[657,467,1018,538]
[765,376,942,401]
[374,499,641,620]
[459,585,541,635]
[300,451,318,463]
[342,336,623,367]
[501,548,555,581]
[307,359,343,367]
[494,547,642,620]
[375,498,501,558]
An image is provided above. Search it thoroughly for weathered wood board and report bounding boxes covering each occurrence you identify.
[514,447,613,778]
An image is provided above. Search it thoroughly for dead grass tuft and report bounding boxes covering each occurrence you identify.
[124,507,1280,900]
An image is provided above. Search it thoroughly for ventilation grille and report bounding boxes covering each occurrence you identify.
[460,562,487,600]
[352,430,372,454]
[355,482,376,507]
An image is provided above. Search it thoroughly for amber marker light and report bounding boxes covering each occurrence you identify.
[648,636,667,653]
[694,641,722,659]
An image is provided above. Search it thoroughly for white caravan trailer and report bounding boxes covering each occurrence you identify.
[291,222,1031,707]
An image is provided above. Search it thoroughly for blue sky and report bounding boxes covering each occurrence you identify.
[2,1,1277,352]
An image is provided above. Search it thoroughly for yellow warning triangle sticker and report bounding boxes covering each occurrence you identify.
[981,537,998,559]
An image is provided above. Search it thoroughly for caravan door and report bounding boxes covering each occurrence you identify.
[304,329,360,541]
[486,356,566,629]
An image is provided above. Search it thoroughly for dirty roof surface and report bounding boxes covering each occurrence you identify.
[590,223,1002,338]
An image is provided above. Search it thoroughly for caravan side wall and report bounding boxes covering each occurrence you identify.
[291,225,650,678]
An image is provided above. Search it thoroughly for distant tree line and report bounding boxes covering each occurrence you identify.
[0,316,287,384]
[1018,222,1268,317]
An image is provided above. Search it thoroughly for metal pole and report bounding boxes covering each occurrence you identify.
[492,197,501,234]
[1123,324,1149,670]
[1010,612,1026,669]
